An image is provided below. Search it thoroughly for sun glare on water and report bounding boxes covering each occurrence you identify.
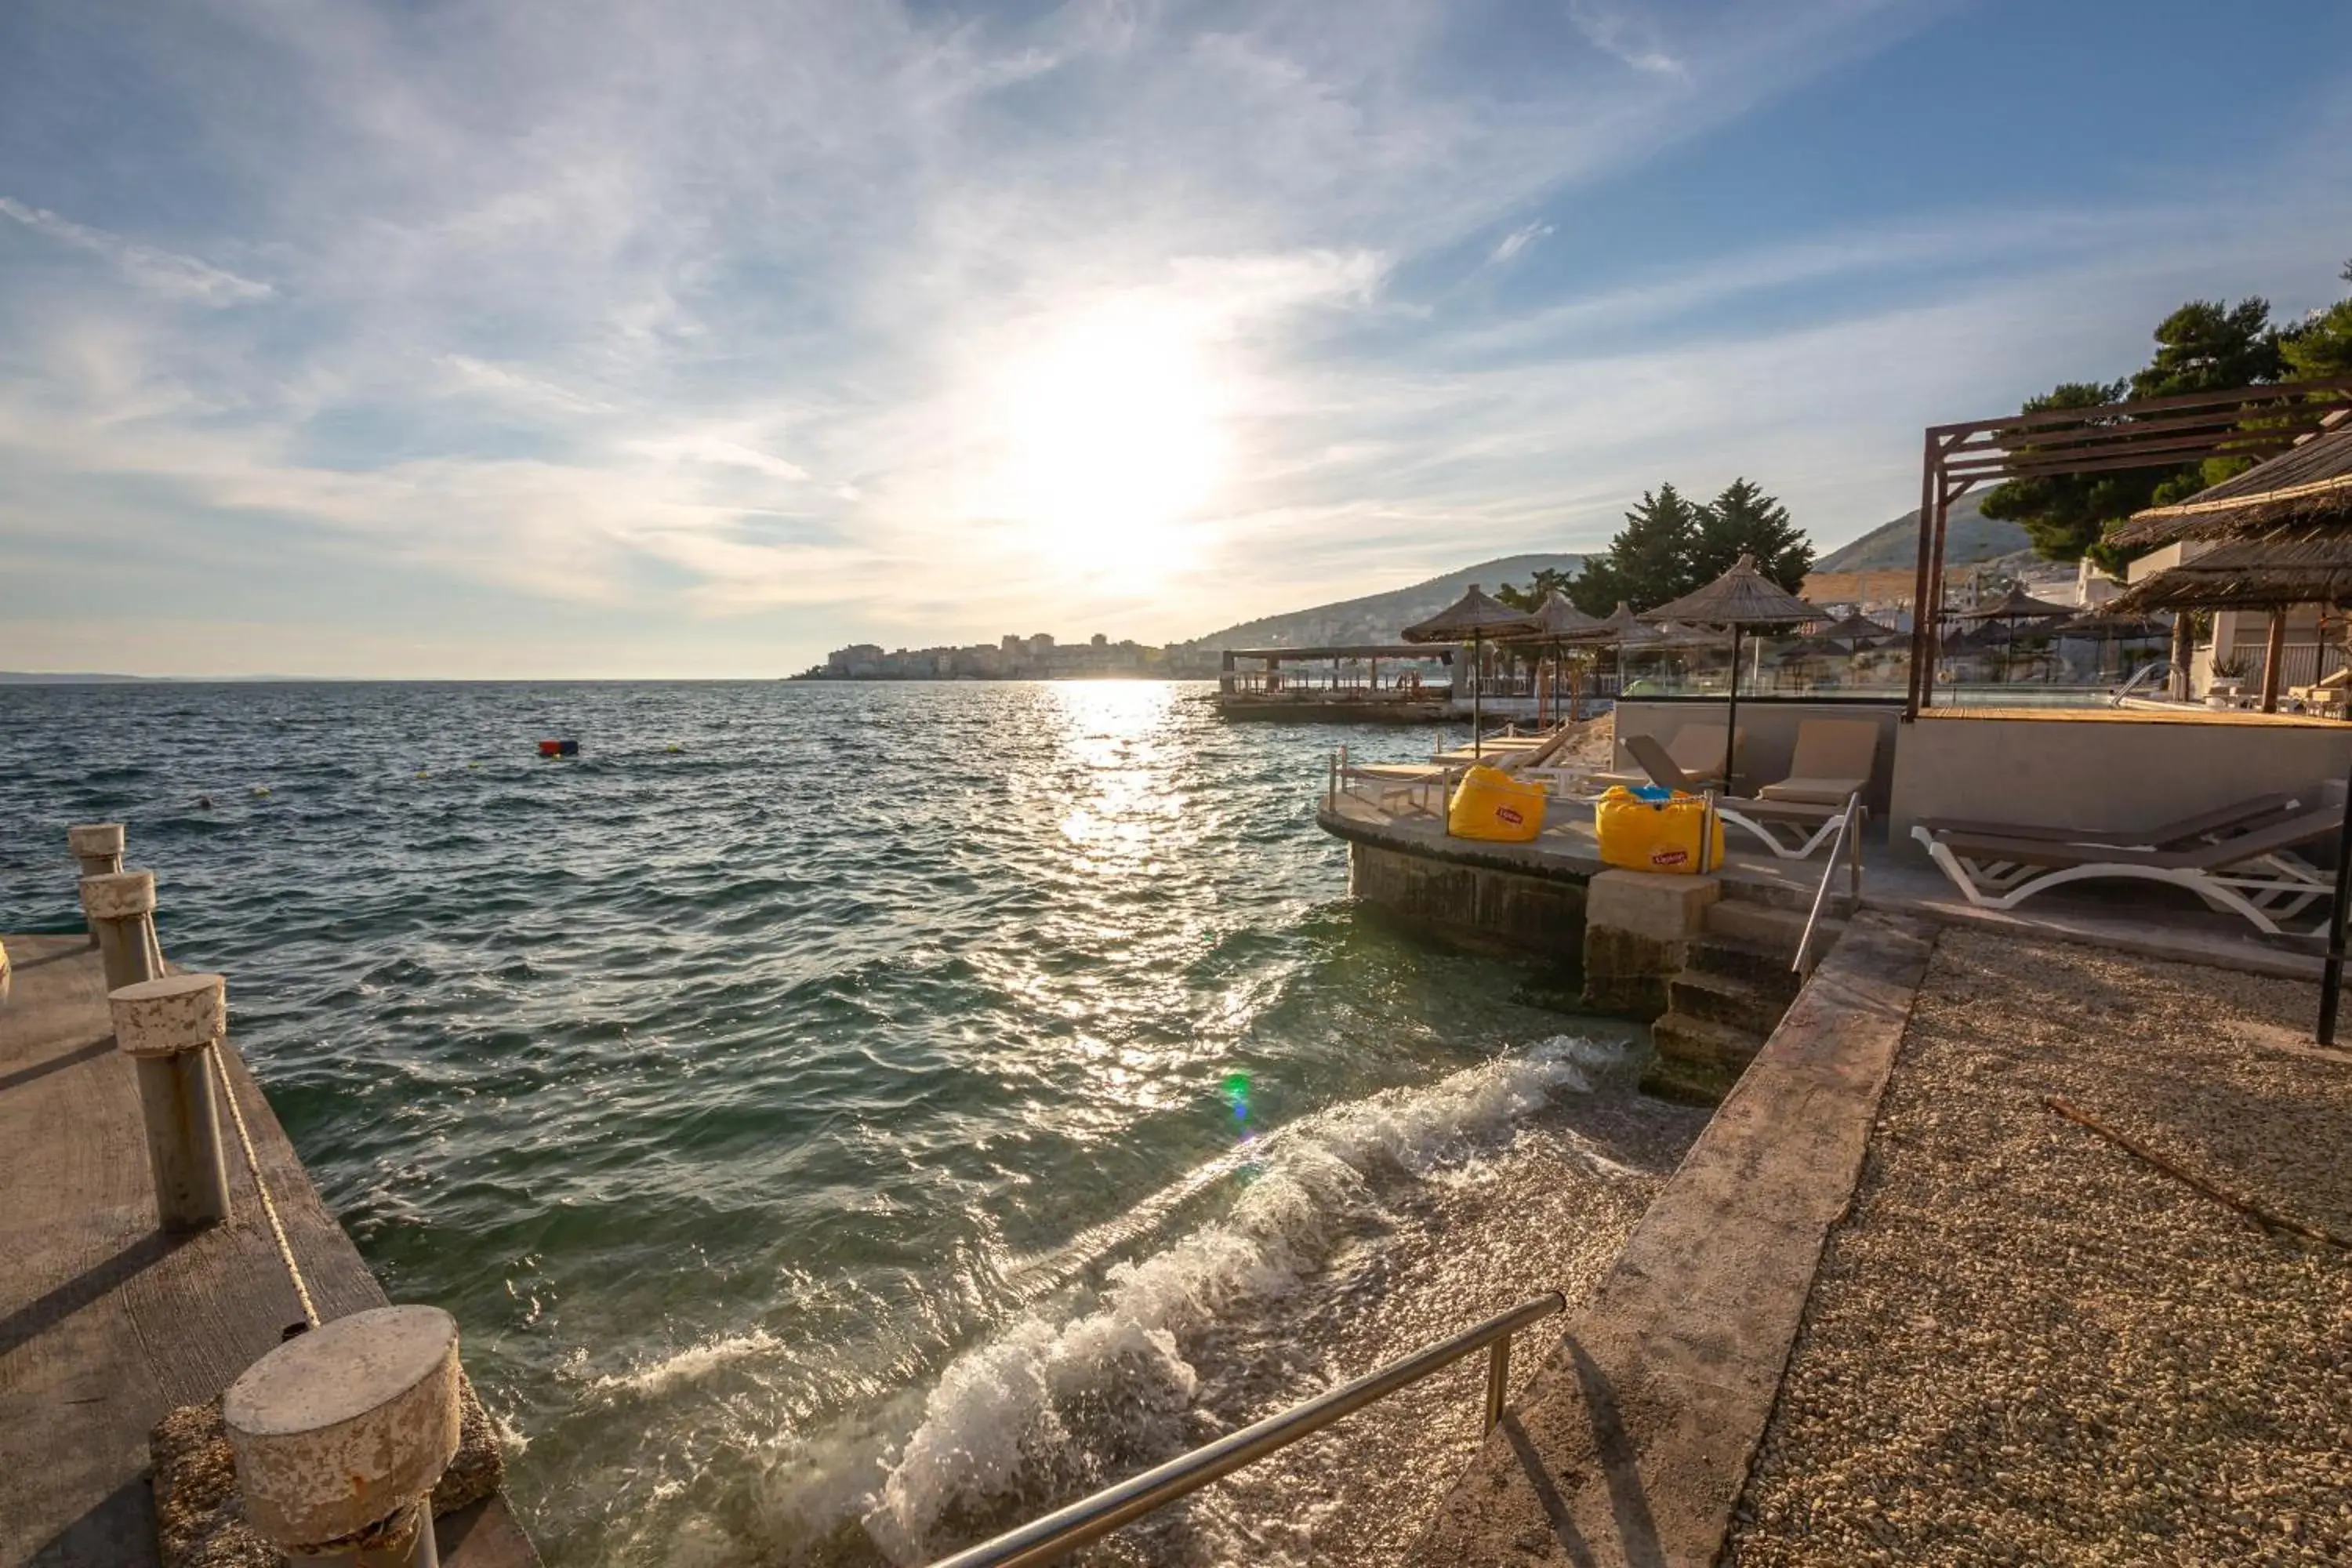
[992,299,1227,583]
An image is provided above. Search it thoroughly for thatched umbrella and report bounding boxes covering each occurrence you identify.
[1815,610,1895,649]
[2106,418,2352,1033]
[2053,608,2170,682]
[1639,554,1819,792]
[1401,583,1534,757]
[2111,535,2352,613]
[2107,421,2352,550]
[1955,583,2073,683]
[1580,601,1665,699]
[1497,590,1605,724]
[2108,425,2352,711]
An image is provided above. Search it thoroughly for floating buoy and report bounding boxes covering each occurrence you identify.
[666,742,683,753]
[535,739,579,758]
[197,795,215,811]
[251,786,270,797]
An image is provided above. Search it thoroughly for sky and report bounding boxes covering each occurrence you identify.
[2,0,2350,677]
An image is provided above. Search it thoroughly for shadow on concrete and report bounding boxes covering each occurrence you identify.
[11,943,94,974]
[1500,1413,1597,1567]
[1570,1338,1665,1568]
[0,1035,114,1097]
[23,1474,155,1567]
[0,1230,182,1359]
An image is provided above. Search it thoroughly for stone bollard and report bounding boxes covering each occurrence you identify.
[223,1306,463,1567]
[108,972,234,1232]
[69,824,125,948]
[81,869,162,993]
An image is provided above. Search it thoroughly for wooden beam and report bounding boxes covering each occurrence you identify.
[2262,606,2288,713]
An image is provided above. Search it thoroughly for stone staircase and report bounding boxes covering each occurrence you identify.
[1645,898,1842,1102]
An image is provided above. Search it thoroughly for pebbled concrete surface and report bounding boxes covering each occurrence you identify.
[1409,910,1938,1567]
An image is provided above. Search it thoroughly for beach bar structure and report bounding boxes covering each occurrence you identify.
[1217,644,1454,721]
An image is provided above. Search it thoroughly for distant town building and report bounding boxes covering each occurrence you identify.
[796,632,1174,682]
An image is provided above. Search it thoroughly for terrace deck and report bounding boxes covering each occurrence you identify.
[0,935,537,1567]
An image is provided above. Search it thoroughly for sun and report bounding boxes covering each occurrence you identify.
[992,299,1226,582]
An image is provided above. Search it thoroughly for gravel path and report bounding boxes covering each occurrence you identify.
[1726,928,2352,1567]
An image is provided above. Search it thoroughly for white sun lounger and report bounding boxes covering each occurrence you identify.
[1912,793,2300,851]
[1588,723,1733,793]
[1911,805,2342,935]
[1618,734,1850,859]
[1755,719,1880,808]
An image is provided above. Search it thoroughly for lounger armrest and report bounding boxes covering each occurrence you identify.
[1719,796,1840,822]
[1755,776,1865,806]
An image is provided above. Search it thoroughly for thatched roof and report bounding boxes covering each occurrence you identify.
[1591,601,1666,646]
[1780,634,1853,659]
[2109,420,2352,548]
[2053,608,2168,637]
[1953,583,2074,621]
[1399,583,1529,643]
[2110,532,2352,613]
[1816,611,1895,642]
[1639,554,1817,626]
[1940,623,2009,654]
[1651,620,1731,649]
[1497,590,1606,641]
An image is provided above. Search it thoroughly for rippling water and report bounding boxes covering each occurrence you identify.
[1,680,1694,1566]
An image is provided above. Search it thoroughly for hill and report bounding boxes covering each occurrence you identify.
[1175,553,1585,651]
[1813,493,2027,574]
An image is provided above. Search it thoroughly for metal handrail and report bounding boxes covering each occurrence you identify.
[923,1291,1566,1568]
[1793,792,1864,977]
[2110,659,2173,706]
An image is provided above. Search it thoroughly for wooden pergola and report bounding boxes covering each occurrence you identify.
[1905,376,2352,716]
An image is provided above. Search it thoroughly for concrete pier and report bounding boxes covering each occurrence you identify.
[0,934,538,1567]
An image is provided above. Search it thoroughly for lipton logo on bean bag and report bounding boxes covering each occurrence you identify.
[1650,848,1689,868]
[1496,806,1523,826]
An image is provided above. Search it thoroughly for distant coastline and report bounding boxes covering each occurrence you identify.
[786,669,1198,683]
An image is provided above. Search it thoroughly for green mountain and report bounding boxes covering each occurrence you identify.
[1812,492,2027,575]
[1176,553,1585,651]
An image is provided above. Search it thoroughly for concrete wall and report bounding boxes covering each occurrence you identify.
[1347,840,1588,957]
[1615,700,1904,820]
[1886,714,2352,850]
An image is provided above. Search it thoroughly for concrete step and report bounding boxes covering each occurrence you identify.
[1703,899,1828,951]
[1645,1012,1768,1103]
[1667,969,1794,1036]
[1686,934,1806,992]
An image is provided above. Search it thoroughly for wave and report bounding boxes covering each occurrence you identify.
[858,1033,1630,1563]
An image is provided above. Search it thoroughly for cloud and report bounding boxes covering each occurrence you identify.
[4,0,2342,675]
[1491,222,1555,264]
[438,355,612,414]
[0,195,274,306]
[1567,1,1690,81]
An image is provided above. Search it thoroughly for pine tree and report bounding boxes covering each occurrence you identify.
[2281,260,2352,381]
[1585,484,1706,611]
[1696,479,1811,591]
[1987,294,2293,568]
[2129,298,2284,399]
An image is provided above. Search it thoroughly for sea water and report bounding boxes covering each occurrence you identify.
[0,680,1700,1566]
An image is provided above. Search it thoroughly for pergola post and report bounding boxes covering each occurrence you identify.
[2262,607,2288,713]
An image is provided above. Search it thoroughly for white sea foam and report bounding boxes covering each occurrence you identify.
[860,1035,1612,1563]
[591,1325,783,1399]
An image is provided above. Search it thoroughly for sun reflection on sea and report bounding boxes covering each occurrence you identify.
[1050,681,1185,878]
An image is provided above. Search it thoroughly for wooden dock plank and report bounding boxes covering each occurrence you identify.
[1,935,539,1567]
